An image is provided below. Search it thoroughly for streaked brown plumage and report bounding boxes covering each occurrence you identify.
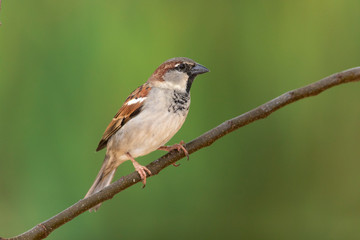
[96,83,152,151]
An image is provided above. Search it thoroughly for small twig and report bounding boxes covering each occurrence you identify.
[2,67,360,240]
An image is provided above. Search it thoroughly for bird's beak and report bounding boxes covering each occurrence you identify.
[190,63,210,75]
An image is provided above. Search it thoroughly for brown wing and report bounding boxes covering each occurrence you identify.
[96,83,151,151]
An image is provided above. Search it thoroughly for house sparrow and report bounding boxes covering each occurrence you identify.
[85,57,209,211]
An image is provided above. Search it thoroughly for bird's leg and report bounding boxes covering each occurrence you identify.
[126,153,151,188]
[158,140,189,166]
[171,162,181,167]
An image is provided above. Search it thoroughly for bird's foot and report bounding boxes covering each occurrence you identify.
[158,140,189,161]
[127,153,152,187]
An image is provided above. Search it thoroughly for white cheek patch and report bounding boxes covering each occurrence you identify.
[126,97,146,105]
[162,71,188,91]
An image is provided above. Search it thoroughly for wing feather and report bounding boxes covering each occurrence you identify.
[96,83,151,151]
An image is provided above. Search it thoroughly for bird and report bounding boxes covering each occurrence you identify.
[84,57,209,211]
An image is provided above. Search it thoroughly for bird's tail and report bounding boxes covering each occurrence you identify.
[85,154,116,212]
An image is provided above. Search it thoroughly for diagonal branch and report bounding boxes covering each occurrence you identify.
[2,67,360,240]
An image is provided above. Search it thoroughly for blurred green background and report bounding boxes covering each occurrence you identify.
[1,0,360,239]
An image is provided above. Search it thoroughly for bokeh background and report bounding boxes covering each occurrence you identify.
[1,1,360,239]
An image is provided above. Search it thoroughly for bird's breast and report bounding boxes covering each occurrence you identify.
[167,90,191,116]
[109,88,191,158]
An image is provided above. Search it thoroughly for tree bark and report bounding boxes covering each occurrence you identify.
[2,67,360,240]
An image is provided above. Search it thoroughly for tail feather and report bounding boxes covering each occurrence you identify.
[85,155,116,212]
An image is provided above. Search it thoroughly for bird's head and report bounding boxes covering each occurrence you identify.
[148,57,209,93]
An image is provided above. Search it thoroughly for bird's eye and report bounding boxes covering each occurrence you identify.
[176,63,186,71]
